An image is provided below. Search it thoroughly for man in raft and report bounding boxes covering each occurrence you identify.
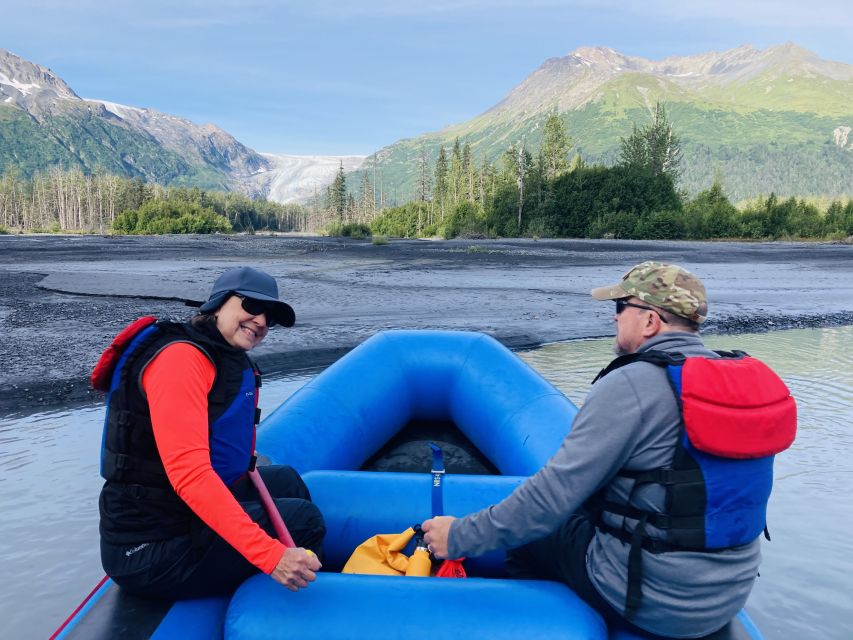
[423,261,795,637]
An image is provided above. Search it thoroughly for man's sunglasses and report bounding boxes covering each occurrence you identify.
[234,294,277,327]
[615,298,668,323]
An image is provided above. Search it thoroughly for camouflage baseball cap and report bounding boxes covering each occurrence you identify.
[591,261,708,323]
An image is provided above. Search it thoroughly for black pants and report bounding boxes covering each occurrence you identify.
[102,465,325,600]
[505,512,646,634]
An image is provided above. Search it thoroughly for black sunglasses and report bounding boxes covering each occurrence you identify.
[234,294,277,327]
[615,298,668,323]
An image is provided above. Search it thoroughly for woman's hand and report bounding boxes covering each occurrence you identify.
[421,515,456,559]
[270,547,322,592]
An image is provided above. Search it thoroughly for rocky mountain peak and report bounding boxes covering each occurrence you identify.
[485,42,852,118]
[0,48,79,109]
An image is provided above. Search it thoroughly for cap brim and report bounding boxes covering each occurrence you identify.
[230,289,295,328]
[265,300,296,328]
[590,283,629,300]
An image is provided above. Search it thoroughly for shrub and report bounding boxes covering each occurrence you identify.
[325,222,371,238]
[371,202,430,238]
[634,210,686,240]
[443,202,488,239]
[0,225,9,235]
[371,235,388,245]
[112,200,231,234]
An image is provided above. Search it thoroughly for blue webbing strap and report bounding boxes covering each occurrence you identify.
[429,442,445,517]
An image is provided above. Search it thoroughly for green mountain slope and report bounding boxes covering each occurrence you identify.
[366,44,853,202]
[0,104,228,188]
[0,48,268,191]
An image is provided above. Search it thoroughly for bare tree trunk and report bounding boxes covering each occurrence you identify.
[517,143,526,230]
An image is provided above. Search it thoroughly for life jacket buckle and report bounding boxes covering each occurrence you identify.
[129,484,147,500]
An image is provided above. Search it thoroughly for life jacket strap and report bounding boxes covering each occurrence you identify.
[594,499,705,531]
[624,514,648,618]
[429,442,445,517]
[617,467,701,485]
[102,450,168,480]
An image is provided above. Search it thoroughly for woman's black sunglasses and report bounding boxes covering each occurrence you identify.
[615,298,668,323]
[234,294,277,327]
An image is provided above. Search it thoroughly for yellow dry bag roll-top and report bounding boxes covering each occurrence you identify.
[342,527,418,576]
[404,535,432,577]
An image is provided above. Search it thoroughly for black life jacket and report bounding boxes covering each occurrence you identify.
[97,319,262,544]
[587,349,796,617]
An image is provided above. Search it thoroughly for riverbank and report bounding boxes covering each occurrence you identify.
[1,234,851,415]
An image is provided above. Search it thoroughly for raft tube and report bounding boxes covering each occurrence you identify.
[257,330,578,475]
[227,573,607,640]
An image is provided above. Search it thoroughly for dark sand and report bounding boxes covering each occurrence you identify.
[1,234,851,416]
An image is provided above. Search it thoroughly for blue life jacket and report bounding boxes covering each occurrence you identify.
[97,319,261,544]
[587,349,796,616]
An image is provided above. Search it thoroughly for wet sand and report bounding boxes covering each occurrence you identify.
[1,234,851,415]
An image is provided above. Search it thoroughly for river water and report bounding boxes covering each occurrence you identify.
[1,327,850,639]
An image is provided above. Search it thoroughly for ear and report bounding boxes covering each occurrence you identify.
[641,310,662,338]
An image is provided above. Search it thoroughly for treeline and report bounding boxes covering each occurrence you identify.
[0,166,323,234]
[364,105,853,241]
[2,105,851,240]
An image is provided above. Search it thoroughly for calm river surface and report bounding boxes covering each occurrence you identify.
[1,327,851,639]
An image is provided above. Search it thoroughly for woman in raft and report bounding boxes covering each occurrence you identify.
[95,266,324,598]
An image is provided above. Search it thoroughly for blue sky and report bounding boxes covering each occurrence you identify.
[2,1,850,155]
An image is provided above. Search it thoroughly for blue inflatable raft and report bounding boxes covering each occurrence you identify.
[54,330,764,640]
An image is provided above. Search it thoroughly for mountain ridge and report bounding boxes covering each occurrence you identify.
[0,48,361,202]
[366,43,853,201]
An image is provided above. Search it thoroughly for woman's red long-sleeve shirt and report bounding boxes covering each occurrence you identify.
[141,342,285,573]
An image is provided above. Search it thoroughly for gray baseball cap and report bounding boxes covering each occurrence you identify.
[199,266,295,327]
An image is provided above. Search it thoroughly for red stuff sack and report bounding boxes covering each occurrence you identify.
[90,316,157,391]
[680,356,797,459]
[435,558,467,578]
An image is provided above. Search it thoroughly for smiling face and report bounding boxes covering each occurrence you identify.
[215,294,269,351]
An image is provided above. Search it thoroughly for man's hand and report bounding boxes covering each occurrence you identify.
[270,547,322,592]
[421,515,456,559]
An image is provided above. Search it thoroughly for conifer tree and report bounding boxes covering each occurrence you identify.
[360,170,375,219]
[327,161,347,221]
[462,141,472,202]
[450,138,463,206]
[434,146,448,219]
[416,145,432,203]
[619,102,682,182]
[540,112,571,180]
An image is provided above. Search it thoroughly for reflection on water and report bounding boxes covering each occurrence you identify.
[520,327,853,640]
[1,328,851,639]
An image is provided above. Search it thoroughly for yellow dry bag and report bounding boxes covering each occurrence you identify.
[342,527,421,576]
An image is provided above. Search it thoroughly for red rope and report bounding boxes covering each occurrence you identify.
[48,574,110,640]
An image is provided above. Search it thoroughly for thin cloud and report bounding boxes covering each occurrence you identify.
[298,0,852,29]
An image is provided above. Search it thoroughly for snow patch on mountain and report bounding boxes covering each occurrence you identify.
[834,126,852,150]
[0,73,41,96]
[95,100,146,118]
[0,72,41,96]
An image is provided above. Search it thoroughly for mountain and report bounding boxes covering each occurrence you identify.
[0,48,280,192]
[368,43,853,201]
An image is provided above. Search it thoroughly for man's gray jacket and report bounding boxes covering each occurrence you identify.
[448,332,761,638]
